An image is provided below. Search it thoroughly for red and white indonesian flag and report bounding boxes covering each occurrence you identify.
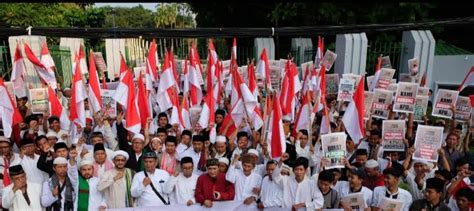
[181,94,192,129]
[294,92,311,133]
[48,86,70,130]
[24,43,57,89]
[137,71,150,129]
[170,90,188,131]
[268,93,286,158]
[245,63,264,130]
[10,44,26,98]
[314,65,327,112]
[113,70,141,134]
[225,38,238,97]
[157,51,175,111]
[207,40,221,107]
[169,49,180,93]
[87,51,103,113]
[182,58,189,93]
[146,39,159,87]
[342,76,366,143]
[118,54,127,80]
[188,47,203,107]
[78,45,88,75]
[458,66,474,92]
[0,78,23,138]
[198,87,215,129]
[256,48,272,91]
[280,60,301,119]
[314,36,324,69]
[69,60,87,128]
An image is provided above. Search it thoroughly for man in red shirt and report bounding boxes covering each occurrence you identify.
[195,158,235,207]
[362,159,384,190]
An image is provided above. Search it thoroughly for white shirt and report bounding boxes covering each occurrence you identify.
[2,182,43,210]
[68,164,107,211]
[178,149,203,175]
[176,143,191,157]
[20,154,49,185]
[131,169,172,207]
[0,153,21,201]
[372,186,412,211]
[41,166,77,210]
[225,165,262,201]
[165,173,198,205]
[404,171,426,200]
[336,181,373,209]
[273,166,324,210]
[259,175,283,208]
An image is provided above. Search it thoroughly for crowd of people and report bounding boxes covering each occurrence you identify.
[0,89,473,211]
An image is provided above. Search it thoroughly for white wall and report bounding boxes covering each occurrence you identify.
[432,55,474,94]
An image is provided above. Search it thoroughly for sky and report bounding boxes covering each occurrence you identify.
[95,3,158,11]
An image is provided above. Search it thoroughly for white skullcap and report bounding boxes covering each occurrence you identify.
[46,131,58,138]
[216,136,226,143]
[282,164,292,172]
[79,159,94,168]
[218,157,229,166]
[53,157,68,165]
[365,159,379,169]
[413,159,429,165]
[0,136,10,143]
[113,150,129,160]
[132,134,145,142]
[282,115,291,121]
[247,149,259,157]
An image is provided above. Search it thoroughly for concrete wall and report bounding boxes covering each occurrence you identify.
[431,55,474,95]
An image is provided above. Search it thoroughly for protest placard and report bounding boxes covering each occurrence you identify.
[454,96,472,122]
[321,132,347,169]
[408,57,419,76]
[413,125,444,162]
[399,73,412,82]
[29,88,48,114]
[372,89,393,119]
[378,198,403,210]
[337,78,355,102]
[342,73,361,87]
[321,50,337,70]
[381,56,392,68]
[382,120,406,151]
[101,89,117,118]
[414,96,429,122]
[93,52,107,73]
[432,89,459,119]
[375,68,395,89]
[367,75,375,90]
[326,73,340,94]
[269,60,282,89]
[342,193,367,210]
[364,91,374,120]
[417,87,429,96]
[393,82,418,113]
[387,83,398,93]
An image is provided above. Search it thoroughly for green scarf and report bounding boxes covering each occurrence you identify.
[77,174,90,211]
[124,169,134,207]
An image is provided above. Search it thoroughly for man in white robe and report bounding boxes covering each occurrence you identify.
[273,154,324,210]
[2,165,43,210]
[372,167,412,211]
[177,135,205,175]
[337,168,373,210]
[41,157,76,211]
[97,150,135,208]
[0,136,21,208]
[257,160,283,209]
[19,138,49,185]
[131,151,173,207]
[226,153,262,206]
[164,156,199,205]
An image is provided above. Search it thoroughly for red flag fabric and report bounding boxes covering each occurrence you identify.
[24,43,57,88]
[10,44,26,98]
[88,50,103,113]
[270,93,286,158]
[342,76,366,143]
[0,78,23,138]
[48,86,70,130]
[458,66,474,91]
[137,71,150,129]
[69,57,87,128]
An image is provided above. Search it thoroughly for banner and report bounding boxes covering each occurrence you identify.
[106,201,285,211]
[393,82,418,113]
[321,50,337,71]
[372,89,394,119]
[337,78,355,102]
[326,73,340,94]
[101,89,117,118]
[4,82,16,106]
[382,120,406,151]
[432,89,459,119]
[29,88,49,114]
[413,125,444,162]
[342,192,367,210]
[414,96,429,122]
[321,132,347,169]
[454,96,472,122]
[375,68,395,89]
[417,87,429,96]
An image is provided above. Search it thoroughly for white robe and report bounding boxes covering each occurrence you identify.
[131,169,173,207]
[41,165,77,210]
[0,153,21,202]
[165,173,198,205]
[259,175,283,208]
[226,165,262,201]
[21,154,49,185]
[272,166,324,210]
[372,186,412,211]
[336,181,373,209]
[97,168,133,209]
[177,149,203,175]
[69,164,107,211]
[2,182,43,211]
